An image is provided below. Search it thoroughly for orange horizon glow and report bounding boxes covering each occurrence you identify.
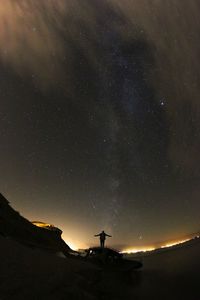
[122,247,156,254]
[32,220,200,252]
[160,238,190,249]
[64,236,200,253]
[122,236,199,254]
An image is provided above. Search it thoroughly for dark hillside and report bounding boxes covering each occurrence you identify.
[0,193,71,254]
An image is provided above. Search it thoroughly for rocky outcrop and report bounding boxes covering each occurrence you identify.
[0,193,71,255]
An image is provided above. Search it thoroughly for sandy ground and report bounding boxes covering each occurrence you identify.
[0,235,200,299]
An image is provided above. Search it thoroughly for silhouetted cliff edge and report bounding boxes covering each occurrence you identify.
[0,193,71,255]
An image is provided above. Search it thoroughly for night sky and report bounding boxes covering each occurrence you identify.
[0,0,200,250]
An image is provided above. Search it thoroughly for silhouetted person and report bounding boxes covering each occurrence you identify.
[94,230,112,248]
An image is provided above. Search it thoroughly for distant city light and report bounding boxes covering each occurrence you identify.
[122,236,199,254]
[161,238,190,249]
[122,247,156,254]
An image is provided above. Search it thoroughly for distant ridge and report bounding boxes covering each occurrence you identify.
[0,193,71,255]
[124,236,200,258]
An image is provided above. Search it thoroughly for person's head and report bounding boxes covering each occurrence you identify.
[102,230,104,233]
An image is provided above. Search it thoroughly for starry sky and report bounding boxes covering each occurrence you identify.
[0,0,200,250]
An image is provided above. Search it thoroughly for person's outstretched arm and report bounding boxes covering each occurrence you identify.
[94,233,100,237]
[105,233,112,237]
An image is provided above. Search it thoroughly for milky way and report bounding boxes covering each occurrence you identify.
[0,0,200,249]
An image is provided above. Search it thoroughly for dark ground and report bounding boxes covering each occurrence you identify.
[0,235,200,299]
